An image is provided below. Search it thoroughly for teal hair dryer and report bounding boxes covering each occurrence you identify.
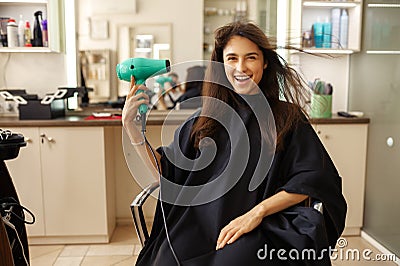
[116,58,170,115]
[155,76,173,91]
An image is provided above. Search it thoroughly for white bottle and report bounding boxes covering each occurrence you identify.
[331,8,341,49]
[339,9,349,49]
[6,18,18,47]
[18,15,25,47]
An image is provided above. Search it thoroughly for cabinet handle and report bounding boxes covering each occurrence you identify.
[24,137,32,143]
[40,133,55,143]
[317,130,321,134]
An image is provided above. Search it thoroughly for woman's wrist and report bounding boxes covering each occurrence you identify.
[253,202,269,219]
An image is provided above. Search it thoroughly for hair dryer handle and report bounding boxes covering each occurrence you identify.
[136,89,148,115]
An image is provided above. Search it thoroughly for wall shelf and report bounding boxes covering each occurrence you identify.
[0,0,63,53]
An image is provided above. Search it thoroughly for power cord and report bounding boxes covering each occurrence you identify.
[139,113,181,266]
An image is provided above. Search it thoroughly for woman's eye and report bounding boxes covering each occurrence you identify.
[227,57,237,61]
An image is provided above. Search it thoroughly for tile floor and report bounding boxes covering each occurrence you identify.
[28,226,397,265]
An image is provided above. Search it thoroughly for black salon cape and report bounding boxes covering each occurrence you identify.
[136,97,347,266]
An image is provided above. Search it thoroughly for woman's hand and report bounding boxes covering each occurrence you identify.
[122,76,150,141]
[122,76,149,125]
[216,207,264,250]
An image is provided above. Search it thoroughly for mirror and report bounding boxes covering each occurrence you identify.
[117,23,172,96]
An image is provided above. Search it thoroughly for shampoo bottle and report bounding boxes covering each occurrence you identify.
[313,17,323,48]
[339,9,349,49]
[331,8,341,48]
[41,19,48,47]
[322,17,332,48]
[18,15,25,47]
[6,18,18,47]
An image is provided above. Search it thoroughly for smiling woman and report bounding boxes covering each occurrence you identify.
[123,21,347,266]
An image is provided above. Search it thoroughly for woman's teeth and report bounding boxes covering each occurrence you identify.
[235,76,250,81]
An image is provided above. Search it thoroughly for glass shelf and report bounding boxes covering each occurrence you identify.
[364,1,400,52]
[0,47,54,52]
[303,1,360,8]
[303,48,355,54]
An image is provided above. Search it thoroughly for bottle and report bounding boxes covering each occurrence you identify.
[322,17,332,48]
[313,17,323,48]
[302,31,312,48]
[6,18,18,48]
[18,15,25,47]
[41,19,48,47]
[331,8,341,49]
[339,9,349,49]
[24,21,32,47]
[32,11,43,47]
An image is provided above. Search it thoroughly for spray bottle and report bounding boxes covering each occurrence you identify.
[24,21,32,47]
[32,11,43,47]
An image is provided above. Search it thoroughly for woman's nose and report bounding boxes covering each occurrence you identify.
[236,58,247,72]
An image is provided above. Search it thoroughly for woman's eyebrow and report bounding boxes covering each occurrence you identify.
[224,52,260,57]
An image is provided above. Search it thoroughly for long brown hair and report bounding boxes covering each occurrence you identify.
[191,21,308,150]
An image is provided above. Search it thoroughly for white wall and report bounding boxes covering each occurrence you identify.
[292,53,349,113]
[77,0,204,97]
[0,52,68,97]
[0,0,203,98]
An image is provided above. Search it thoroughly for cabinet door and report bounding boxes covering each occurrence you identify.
[314,124,368,234]
[5,127,45,236]
[39,127,109,236]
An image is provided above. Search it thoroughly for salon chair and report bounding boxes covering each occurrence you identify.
[130,182,160,247]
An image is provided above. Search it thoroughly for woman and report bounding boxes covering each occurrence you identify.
[122,21,346,265]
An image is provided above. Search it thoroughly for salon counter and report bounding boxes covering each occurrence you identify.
[0,110,370,127]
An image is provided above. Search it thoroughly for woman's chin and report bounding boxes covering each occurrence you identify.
[233,84,258,95]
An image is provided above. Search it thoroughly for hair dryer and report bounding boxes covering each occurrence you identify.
[155,76,173,90]
[116,58,171,115]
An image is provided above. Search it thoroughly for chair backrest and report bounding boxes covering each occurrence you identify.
[130,182,160,247]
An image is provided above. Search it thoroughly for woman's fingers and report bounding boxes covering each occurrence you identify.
[130,75,136,89]
[216,223,238,249]
[216,226,243,250]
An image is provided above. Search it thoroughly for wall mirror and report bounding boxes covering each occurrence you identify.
[117,23,172,96]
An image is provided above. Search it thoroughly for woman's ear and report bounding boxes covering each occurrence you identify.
[263,61,268,69]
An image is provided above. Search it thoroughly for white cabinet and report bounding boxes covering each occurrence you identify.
[6,126,116,244]
[0,0,62,53]
[290,1,363,54]
[313,123,368,235]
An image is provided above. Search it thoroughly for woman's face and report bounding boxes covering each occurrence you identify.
[223,35,267,95]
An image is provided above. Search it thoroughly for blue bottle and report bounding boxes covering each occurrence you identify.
[322,18,332,48]
[313,19,323,48]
